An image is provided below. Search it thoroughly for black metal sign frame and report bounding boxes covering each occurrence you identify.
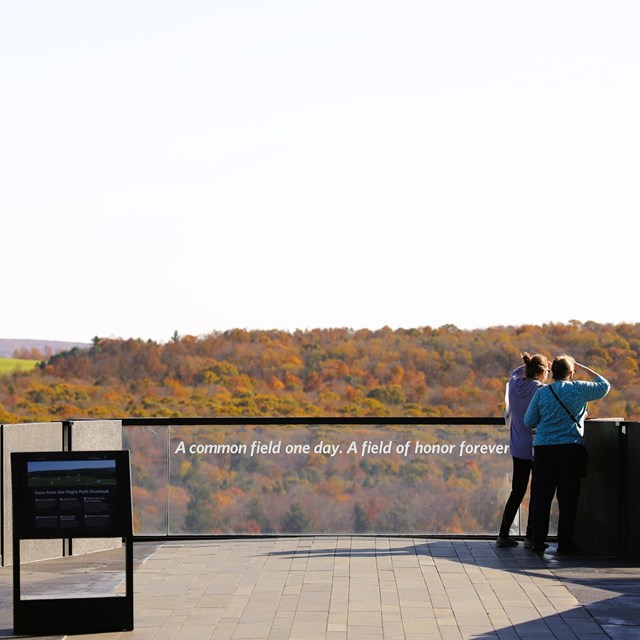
[11,450,134,635]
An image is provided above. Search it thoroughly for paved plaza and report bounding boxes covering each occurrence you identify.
[1,537,639,639]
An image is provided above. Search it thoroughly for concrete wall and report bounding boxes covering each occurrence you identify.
[70,419,122,452]
[1,419,124,566]
[2,422,64,565]
[67,420,123,557]
[575,420,624,555]
[627,422,640,558]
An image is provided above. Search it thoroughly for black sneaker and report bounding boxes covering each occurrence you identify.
[496,536,518,548]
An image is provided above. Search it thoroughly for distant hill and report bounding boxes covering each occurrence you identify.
[1,322,637,425]
[0,338,90,359]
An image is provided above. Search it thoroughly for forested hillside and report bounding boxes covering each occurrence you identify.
[1,321,638,424]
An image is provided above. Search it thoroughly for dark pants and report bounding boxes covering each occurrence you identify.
[499,456,534,538]
[532,444,585,548]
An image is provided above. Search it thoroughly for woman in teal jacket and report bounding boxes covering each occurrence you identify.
[524,355,610,554]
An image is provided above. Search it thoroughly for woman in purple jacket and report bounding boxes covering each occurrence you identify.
[496,352,549,548]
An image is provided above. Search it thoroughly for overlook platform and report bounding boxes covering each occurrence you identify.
[1,537,639,640]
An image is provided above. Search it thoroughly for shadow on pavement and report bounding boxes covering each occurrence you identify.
[266,538,640,639]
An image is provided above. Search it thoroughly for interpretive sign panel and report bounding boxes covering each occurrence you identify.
[11,450,134,635]
[15,454,128,538]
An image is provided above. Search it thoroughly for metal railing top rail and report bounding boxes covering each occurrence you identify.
[118,416,634,427]
[120,416,507,426]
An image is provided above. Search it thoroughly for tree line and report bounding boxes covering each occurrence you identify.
[1,321,638,423]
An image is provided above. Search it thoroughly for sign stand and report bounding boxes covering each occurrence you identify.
[11,450,134,636]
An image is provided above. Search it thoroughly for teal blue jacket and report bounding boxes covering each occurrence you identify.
[525,376,610,446]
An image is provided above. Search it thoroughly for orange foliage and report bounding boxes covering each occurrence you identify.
[1,322,639,422]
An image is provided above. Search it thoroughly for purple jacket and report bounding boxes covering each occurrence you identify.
[504,365,545,460]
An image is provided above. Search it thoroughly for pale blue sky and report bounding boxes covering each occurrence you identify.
[2,1,638,343]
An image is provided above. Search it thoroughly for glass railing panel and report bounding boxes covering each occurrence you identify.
[123,425,169,535]
[124,421,529,536]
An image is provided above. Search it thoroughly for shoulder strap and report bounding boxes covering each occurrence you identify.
[549,385,582,432]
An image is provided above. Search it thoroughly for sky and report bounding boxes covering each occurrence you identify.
[2,1,639,344]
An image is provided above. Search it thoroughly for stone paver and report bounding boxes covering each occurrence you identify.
[0,538,639,639]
